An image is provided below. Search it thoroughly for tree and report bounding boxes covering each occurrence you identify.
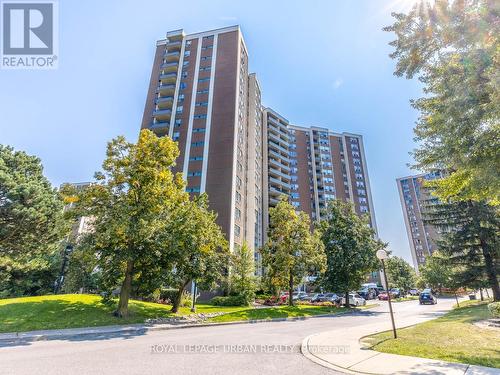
[386,256,417,294]
[425,199,500,301]
[230,241,256,304]
[0,145,66,257]
[319,200,385,307]
[65,130,188,317]
[418,252,453,292]
[384,0,500,203]
[261,197,325,306]
[163,194,228,313]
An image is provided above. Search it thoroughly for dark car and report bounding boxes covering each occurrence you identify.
[419,290,437,305]
[324,293,341,304]
[358,288,376,300]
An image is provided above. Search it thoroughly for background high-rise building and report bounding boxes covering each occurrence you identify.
[141,26,263,254]
[396,171,443,272]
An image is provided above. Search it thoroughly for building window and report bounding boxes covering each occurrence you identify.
[187,171,202,177]
[194,114,207,119]
[191,141,204,147]
[189,156,203,161]
[174,119,182,126]
[236,176,242,189]
[184,50,191,57]
[176,105,183,114]
[186,186,200,193]
[197,89,209,94]
[235,208,241,221]
[195,101,208,107]
[199,66,211,71]
[172,131,180,141]
[193,128,206,133]
[198,77,210,83]
[235,191,241,203]
[178,94,185,102]
[234,224,241,237]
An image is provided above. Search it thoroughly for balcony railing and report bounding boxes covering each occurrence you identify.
[156,84,175,95]
[164,51,180,62]
[160,62,178,72]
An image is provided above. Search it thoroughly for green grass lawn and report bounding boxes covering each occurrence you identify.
[362,300,499,368]
[0,294,246,334]
[0,294,375,334]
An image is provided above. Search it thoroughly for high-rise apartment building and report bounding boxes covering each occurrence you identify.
[262,109,378,233]
[141,26,263,254]
[397,171,443,272]
[141,26,378,284]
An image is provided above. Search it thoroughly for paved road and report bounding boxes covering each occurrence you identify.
[0,298,458,375]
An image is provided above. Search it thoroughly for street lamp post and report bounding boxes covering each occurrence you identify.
[376,249,397,339]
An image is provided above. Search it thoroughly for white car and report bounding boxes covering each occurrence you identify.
[341,293,366,306]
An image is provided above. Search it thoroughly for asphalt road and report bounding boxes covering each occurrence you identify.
[0,298,457,375]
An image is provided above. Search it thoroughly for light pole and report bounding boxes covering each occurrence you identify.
[376,249,397,339]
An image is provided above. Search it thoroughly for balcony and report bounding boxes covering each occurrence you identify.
[269,167,291,182]
[166,29,185,41]
[269,176,291,190]
[166,40,182,51]
[152,109,172,121]
[269,186,289,197]
[156,84,175,96]
[268,140,288,156]
[160,62,178,73]
[159,72,177,84]
[268,157,291,173]
[155,96,174,109]
[164,51,180,62]
[268,149,290,164]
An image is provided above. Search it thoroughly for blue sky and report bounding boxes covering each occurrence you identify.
[0,0,423,263]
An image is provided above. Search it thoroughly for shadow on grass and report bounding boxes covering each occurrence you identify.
[0,297,178,348]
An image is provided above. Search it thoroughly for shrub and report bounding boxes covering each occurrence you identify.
[211,295,250,306]
[488,302,500,318]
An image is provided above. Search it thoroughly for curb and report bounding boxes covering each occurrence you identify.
[0,308,370,344]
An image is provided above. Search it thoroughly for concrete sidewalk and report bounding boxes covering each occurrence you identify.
[301,306,499,375]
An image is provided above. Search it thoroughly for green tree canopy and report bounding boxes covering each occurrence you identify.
[0,145,66,257]
[418,252,454,292]
[384,0,500,203]
[386,256,417,294]
[319,200,384,306]
[64,130,188,317]
[230,241,256,304]
[261,197,325,306]
[161,193,228,313]
[425,199,500,300]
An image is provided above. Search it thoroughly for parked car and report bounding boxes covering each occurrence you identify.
[390,288,402,298]
[311,293,327,302]
[377,290,397,300]
[419,289,437,305]
[341,293,366,306]
[292,292,308,301]
[358,288,377,300]
[324,293,341,304]
[409,288,420,296]
[279,292,288,303]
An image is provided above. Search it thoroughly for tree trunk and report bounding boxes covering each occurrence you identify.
[479,288,484,301]
[479,238,500,301]
[171,280,189,313]
[288,273,294,307]
[114,260,134,317]
[344,291,350,308]
[485,288,490,299]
